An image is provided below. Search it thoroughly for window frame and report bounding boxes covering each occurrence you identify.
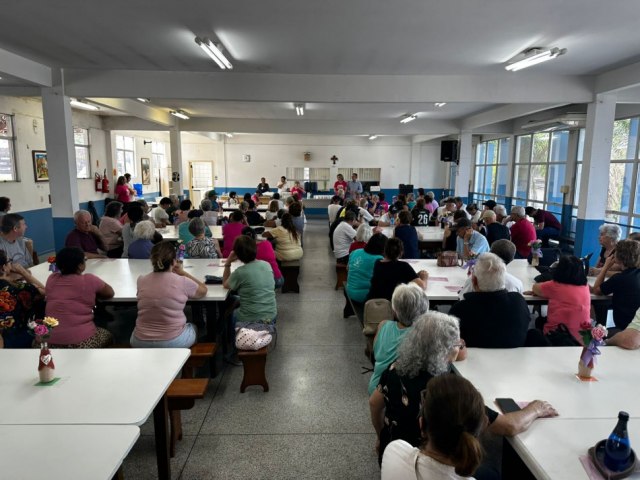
[470,137,509,205]
[74,127,91,179]
[0,113,18,182]
[115,134,136,177]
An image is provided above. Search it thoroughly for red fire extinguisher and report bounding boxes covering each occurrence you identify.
[101,169,110,193]
[94,172,102,192]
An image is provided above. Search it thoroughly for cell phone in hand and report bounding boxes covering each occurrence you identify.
[495,398,521,414]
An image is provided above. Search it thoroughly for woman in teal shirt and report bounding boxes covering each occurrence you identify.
[344,233,387,317]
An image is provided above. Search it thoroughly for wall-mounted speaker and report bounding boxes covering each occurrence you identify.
[440,140,459,162]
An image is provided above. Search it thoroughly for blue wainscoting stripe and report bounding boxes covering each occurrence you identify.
[52,217,76,252]
[561,203,573,238]
[21,208,55,256]
[574,219,602,259]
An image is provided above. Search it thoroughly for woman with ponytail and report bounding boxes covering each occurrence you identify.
[131,241,207,348]
[382,375,486,479]
[262,212,303,261]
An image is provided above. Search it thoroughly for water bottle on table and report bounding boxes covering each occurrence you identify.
[604,411,632,471]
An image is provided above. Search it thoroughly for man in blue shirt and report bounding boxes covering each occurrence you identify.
[347,173,363,199]
[456,218,489,260]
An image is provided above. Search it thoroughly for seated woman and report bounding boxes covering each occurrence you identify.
[200,199,218,226]
[128,220,157,259]
[288,201,305,246]
[222,210,247,258]
[367,238,427,301]
[592,239,640,331]
[368,283,429,396]
[370,311,557,466]
[186,217,222,259]
[242,227,284,289]
[0,251,45,348]
[394,211,421,259]
[245,200,265,226]
[290,181,305,201]
[406,193,416,210]
[349,223,372,254]
[589,224,622,276]
[223,235,277,330]
[265,200,280,222]
[99,201,124,257]
[131,242,207,348]
[381,375,487,480]
[251,190,262,205]
[227,191,239,205]
[178,210,212,244]
[344,233,387,317]
[121,203,163,258]
[262,213,303,262]
[174,199,192,225]
[530,255,591,343]
[45,247,115,348]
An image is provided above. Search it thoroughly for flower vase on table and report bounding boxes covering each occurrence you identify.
[529,240,543,267]
[578,324,607,379]
[28,317,59,384]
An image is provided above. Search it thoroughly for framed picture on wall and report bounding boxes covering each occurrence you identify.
[141,157,151,185]
[32,150,49,182]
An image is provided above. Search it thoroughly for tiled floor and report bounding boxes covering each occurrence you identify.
[121,219,380,479]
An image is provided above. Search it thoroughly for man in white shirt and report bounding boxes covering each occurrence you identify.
[333,211,359,264]
[151,197,172,227]
[0,214,33,268]
[454,197,471,219]
[457,239,523,299]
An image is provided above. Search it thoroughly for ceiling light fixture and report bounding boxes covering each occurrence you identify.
[69,98,100,111]
[505,47,567,72]
[170,110,190,120]
[368,135,378,140]
[295,103,305,116]
[225,133,233,138]
[434,102,447,107]
[400,114,417,124]
[137,98,150,103]
[195,37,233,70]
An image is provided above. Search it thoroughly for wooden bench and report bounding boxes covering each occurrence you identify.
[335,263,347,290]
[280,260,300,293]
[182,342,217,378]
[238,347,270,393]
[167,378,209,457]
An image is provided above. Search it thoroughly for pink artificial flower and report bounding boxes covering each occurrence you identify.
[591,325,607,342]
[34,324,48,336]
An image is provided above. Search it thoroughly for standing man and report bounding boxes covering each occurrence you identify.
[525,206,562,247]
[65,210,107,259]
[257,177,270,194]
[347,173,363,199]
[509,206,537,259]
[0,214,33,267]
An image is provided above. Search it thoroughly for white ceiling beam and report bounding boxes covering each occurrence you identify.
[87,98,175,127]
[595,60,640,94]
[615,87,640,104]
[102,116,171,131]
[63,70,594,104]
[411,134,449,144]
[459,103,566,131]
[0,86,41,96]
[0,47,52,87]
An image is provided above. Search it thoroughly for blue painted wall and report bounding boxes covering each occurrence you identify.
[574,219,601,259]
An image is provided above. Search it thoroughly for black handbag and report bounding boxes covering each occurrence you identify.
[544,323,581,347]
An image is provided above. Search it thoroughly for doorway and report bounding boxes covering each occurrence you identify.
[189,161,214,206]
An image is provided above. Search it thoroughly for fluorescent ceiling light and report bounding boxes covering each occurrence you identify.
[400,114,417,124]
[170,110,190,120]
[434,102,447,107]
[137,98,150,103]
[505,47,567,72]
[225,133,233,138]
[195,37,233,70]
[295,103,305,116]
[70,98,99,111]
[368,135,378,140]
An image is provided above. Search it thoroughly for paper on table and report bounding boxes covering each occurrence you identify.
[34,377,62,386]
[445,286,462,292]
[429,277,448,282]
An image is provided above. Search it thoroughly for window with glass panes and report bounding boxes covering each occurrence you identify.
[152,141,165,169]
[605,117,640,237]
[569,129,586,237]
[115,135,135,176]
[471,138,509,204]
[512,131,569,218]
[0,113,17,181]
[74,127,91,179]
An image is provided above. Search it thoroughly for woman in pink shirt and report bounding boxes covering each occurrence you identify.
[99,201,124,257]
[290,181,306,201]
[46,247,115,348]
[531,255,591,344]
[222,210,248,258]
[114,176,134,204]
[334,174,348,195]
[131,242,207,348]
[241,226,283,289]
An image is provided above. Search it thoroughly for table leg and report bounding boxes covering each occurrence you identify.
[153,394,171,480]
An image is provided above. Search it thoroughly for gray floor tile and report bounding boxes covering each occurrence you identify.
[180,433,379,480]
[122,434,196,480]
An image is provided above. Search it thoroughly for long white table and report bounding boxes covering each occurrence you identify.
[222,204,269,211]
[454,347,640,479]
[0,425,140,480]
[157,224,271,242]
[30,258,235,302]
[377,225,445,243]
[0,348,189,480]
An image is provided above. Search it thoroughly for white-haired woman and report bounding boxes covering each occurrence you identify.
[589,224,622,276]
[349,223,372,254]
[369,311,557,466]
[367,283,430,396]
[128,220,156,259]
[450,252,530,348]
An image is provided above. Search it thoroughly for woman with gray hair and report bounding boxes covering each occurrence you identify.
[349,223,373,253]
[369,311,466,464]
[200,199,218,226]
[128,220,157,259]
[367,283,429,396]
[186,217,222,259]
[589,224,622,276]
[450,252,530,348]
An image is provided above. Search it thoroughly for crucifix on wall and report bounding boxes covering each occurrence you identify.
[331,155,338,165]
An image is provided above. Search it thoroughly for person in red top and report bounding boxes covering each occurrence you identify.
[241,227,284,289]
[334,173,348,195]
[525,206,562,247]
[290,181,306,200]
[114,176,135,204]
[509,206,537,259]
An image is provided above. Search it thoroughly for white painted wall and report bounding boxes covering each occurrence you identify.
[0,96,109,213]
